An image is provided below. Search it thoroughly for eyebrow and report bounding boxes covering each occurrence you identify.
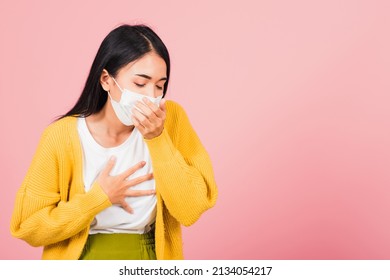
[135,74,167,82]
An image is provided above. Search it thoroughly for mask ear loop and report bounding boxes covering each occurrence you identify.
[110,76,124,92]
[107,90,113,100]
[107,75,123,102]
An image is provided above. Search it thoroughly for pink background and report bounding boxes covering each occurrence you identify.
[1,0,390,259]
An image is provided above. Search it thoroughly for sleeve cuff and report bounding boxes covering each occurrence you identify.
[83,182,112,213]
[144,128,177,163]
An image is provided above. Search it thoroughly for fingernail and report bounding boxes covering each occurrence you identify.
[110,155,116,161]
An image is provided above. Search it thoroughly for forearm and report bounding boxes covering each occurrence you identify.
[10,182,111,247]
[146,129,218,226]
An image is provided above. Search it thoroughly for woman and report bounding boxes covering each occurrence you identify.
[10,24,217,260]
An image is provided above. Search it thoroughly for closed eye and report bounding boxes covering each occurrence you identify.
[134,83,145,88]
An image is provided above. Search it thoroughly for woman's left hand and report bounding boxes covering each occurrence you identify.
[132,97,167,140]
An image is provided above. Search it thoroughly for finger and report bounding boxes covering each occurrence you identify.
[136,101,154,117]
[120,200,134,214]
[125,189,156,197]
[132,108,153,127]
[101,156,116,177]
[119,161,146,179]
[132,114,143,128]
[143,97,166,119]
[132,116,147,136]
[124,173,154,187]
[159,98,167,114]
[135,101,160,126]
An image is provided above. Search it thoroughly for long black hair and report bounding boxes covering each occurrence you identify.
[58,24,170,119]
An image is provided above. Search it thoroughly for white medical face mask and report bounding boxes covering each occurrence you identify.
[108,77,163,126]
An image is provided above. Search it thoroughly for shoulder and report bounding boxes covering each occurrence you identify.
[44,116,77,134]
[165,100,190,123]
[40,116,78,144]
[165,100,185,114]
[164,100,196,137]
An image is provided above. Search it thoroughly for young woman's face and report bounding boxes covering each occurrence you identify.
[110,51,167,100]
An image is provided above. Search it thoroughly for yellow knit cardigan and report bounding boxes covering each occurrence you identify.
[10,100,218,259]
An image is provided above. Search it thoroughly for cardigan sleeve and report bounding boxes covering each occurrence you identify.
[10,126,112,247]
[144,101,218,226]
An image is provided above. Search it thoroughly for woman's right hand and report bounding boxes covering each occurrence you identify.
[96,156,155,214]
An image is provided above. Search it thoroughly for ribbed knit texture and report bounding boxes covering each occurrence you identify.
[10,100,218,260]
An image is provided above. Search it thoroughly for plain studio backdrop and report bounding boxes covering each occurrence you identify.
[0,0,389,259]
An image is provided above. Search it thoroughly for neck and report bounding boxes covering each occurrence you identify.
[87,101,134,137]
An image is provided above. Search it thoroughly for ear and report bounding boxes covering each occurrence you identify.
[100,69,111,91]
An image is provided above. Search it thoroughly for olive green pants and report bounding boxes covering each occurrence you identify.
[79,230,156,260]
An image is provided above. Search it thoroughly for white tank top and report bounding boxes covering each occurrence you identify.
[77,117,156,234]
